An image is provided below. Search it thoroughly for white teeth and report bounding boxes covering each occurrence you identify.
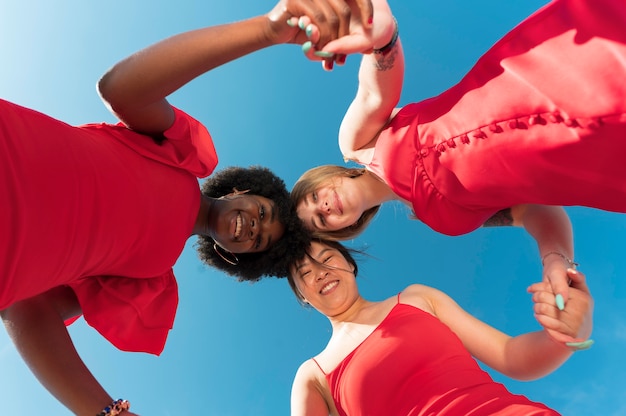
[320,281,338,294]
[235,214,242,238]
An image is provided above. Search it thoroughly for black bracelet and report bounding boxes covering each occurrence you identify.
[373,17,399,55]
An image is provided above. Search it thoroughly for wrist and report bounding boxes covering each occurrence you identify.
[541,251,577,269]
[373,16,399,55]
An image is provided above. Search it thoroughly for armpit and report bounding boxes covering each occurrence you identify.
[483,208,514,227]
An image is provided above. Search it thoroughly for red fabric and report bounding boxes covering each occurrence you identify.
[0,101,217,354]
[323,303,559,415]
[366,0,626,236]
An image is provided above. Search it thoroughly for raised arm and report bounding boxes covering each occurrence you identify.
[297,0,401,158]
[0,287,138,416]
[514,204,575,309]
[98,0,374,135]
[336,0,403,159]
[412,275,592,381]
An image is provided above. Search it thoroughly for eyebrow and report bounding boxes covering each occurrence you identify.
[303,195,320,230]
[295,248,332,271]
[264,202,277,250]
[269,201,277,223]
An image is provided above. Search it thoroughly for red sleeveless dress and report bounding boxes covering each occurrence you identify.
[366,0,626,236]
[314,301,559,415]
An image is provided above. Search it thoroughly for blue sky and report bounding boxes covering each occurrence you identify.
[2,1,625,414]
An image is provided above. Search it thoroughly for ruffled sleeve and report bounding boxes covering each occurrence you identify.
[66,271,178,355]
[85,106,219,178]
[156,107,219,178]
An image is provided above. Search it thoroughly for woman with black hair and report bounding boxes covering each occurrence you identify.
[287,239,594,415]
[0,0,374,413]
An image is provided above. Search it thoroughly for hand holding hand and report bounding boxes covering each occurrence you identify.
[528,268,594,347]
[267,0,374,47]
[291,0,395,70]
[542,251,577,310]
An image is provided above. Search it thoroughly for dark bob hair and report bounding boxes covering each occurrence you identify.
[286,239,359,304]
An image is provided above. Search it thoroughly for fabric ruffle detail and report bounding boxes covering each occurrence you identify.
[66,270,178,355]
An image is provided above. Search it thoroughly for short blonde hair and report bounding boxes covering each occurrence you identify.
[291,165,380,240]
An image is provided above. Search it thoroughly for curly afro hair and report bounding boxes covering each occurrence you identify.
[196,166,311,281]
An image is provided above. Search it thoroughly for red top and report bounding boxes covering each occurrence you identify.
[316,301,559,415]
[366,0,626,235]
[0,99,218,354]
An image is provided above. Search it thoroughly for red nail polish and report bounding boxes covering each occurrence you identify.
[368,16,373,25]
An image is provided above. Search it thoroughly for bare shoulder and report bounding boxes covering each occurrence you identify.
[342,147,375,165]
[293,358,327,389]
[295,358,320,379]
[398,284,441,314]
[292,359,337,415]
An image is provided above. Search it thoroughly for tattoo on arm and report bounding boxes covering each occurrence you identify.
[373,47,398,71]
[483,208,514,227]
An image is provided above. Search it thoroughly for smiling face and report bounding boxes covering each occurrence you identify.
[210,194,285,254]
[296,177,364,233]
[290,241,358,315]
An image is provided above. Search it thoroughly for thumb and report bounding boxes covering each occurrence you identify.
[323,34,374,55]
[567,268,590,294]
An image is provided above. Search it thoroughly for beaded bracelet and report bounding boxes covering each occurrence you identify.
[373,16,399,55]
[97,399,130,416]
[541,251,579,269]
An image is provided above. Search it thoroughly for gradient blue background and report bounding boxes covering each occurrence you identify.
[1,1,625,414]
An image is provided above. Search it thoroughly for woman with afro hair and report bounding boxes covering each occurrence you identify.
[198,165,311,281]
[0,0,376,413]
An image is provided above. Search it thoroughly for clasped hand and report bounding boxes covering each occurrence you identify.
[528,268,594,348]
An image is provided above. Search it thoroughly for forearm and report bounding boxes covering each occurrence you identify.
[339,5,403,155]
[502,330,572,380]
[1,296,113,415]
[518,204,574,261]
[98,15,279,133]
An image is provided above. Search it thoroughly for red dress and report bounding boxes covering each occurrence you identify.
[315,302,559,415]
[366,0,626,236]
[0,98,218,354]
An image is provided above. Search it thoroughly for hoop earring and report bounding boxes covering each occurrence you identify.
[213,243,239,266]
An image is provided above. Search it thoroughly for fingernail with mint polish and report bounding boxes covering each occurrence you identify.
[305,24,314,38]
[286,19,296,28]
[555,294,565,311]
[566,339,594,351]
[302,41,312,54]
[298,19,307,30]
[314,51,335,58]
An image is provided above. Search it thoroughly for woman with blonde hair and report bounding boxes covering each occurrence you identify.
[293,0,626,311]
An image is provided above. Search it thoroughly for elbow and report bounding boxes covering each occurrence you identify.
[96,69,116,111]
[96,65,129,116]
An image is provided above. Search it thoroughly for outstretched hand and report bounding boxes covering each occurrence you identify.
[288,0,394,70]
[267,0,374,48]
[528,268,594,345]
